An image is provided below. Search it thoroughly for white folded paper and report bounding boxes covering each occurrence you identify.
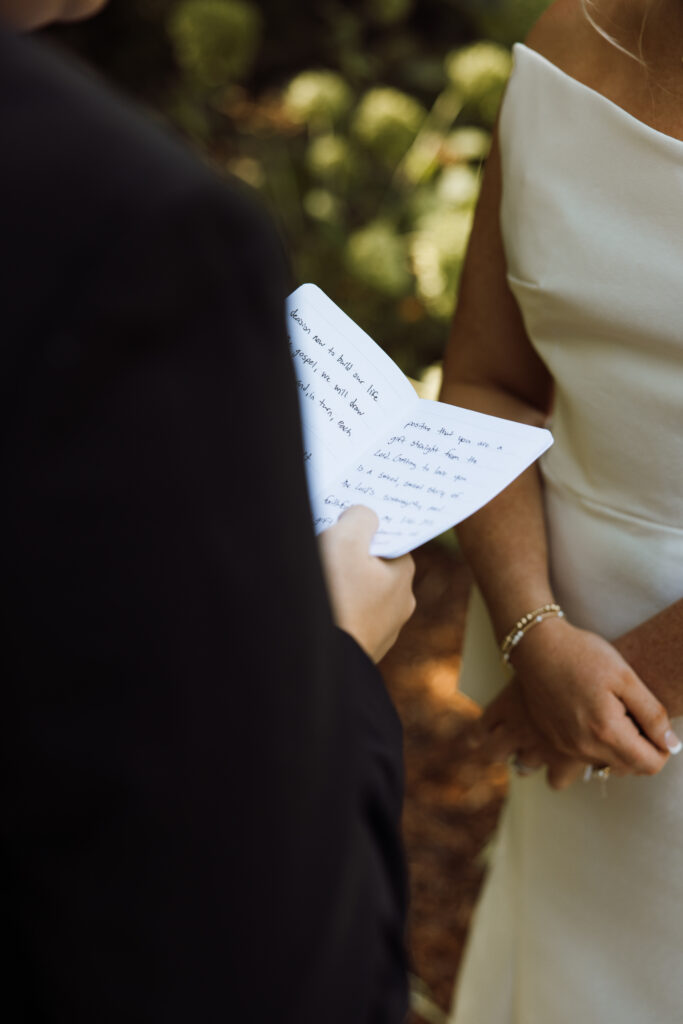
[286,283,553,557]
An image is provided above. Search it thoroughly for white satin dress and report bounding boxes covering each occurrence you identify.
[450,44,683,1024]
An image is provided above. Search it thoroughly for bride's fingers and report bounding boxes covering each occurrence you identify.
[546,759,584,790]
[620,675,681,756]
[477,703,509,734]
[596,698,669,776]
[459,719,499,762]
[509,748,545,776]
[478,723,524,764]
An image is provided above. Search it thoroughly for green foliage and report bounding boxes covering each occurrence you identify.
[168,0,262,87]
[352,87,427,166]
[441,127,491,163]
[306,135,355,187]
[57,0,542,377]
[470,0,552,46]
[304,188,343,224]
[283,71,354,128]
[445,41,513,124]
[345,220,413,298]
[411,206,474,319]
[367,0,414,26]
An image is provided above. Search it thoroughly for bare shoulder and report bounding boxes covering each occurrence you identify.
[525,0,598,74]
[524,0,655,106]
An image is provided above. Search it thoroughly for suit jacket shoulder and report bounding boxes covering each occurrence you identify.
[0,26,283,343]
[0,26,407,1022]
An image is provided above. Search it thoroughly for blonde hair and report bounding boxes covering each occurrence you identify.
[581,0,650,64]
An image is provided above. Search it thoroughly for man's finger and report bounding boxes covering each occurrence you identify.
[335,505,380,547]
[383,554,417,623]
[385,552,416,584]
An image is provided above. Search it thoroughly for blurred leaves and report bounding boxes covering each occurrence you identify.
[54,0,544,377]
[367,0,414,27]
[283,70,354,128]
[460,0,552,46]
[445,41,513,123]
[306,134,355,186]
[346,220,413,298]
[352,87,427,166]
[168,0,262,87]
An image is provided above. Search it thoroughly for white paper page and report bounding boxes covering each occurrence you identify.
[286,284,416,495]
[313,397,553,557]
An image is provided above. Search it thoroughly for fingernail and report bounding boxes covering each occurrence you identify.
[665,730,682,755]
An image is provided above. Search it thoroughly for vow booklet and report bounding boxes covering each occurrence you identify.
[286,284,552,557]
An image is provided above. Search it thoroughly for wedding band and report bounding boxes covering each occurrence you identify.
[583,764,611,783]
[596,766,611,780]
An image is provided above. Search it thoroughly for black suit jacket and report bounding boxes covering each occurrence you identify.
[0,26,407,1022]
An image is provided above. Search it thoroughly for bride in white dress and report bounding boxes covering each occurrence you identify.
[441,1,683,1021]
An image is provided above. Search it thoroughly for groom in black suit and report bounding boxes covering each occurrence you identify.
[0,2,414,1020]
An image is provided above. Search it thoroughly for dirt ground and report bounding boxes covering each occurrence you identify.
[379,542,507,1021]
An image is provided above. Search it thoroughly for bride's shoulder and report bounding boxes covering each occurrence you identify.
[525,0,601,75]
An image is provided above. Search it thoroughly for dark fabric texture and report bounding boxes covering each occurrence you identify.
[0,25,408,1023]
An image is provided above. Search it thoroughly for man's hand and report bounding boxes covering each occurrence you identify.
[318,506,416,663]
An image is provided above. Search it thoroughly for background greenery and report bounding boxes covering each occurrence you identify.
[51,0,550,380]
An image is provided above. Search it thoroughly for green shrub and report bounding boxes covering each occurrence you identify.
[304,189,343,224]
[445,41,512,123]
[442,126,491,163]
[436,165,480,207]
[367,0,413,25]
[411,207,475,319]
[345,221,413,298]
[306,134,355,186]
[168,0,262,87]
[472,0,552,46]
[63,0,522,376]
[352,87,427,165]
[283,70,354,127]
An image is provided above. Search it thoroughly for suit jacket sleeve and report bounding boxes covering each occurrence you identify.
[0,31,408,1024]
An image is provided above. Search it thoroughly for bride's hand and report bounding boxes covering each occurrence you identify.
[510,616,678,775]
[470,679,584,790]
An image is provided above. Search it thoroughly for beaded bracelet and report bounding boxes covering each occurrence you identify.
[500,603,565,664]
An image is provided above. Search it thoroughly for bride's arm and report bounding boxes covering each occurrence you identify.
[440,128,554,629]
[441,125,678,773]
